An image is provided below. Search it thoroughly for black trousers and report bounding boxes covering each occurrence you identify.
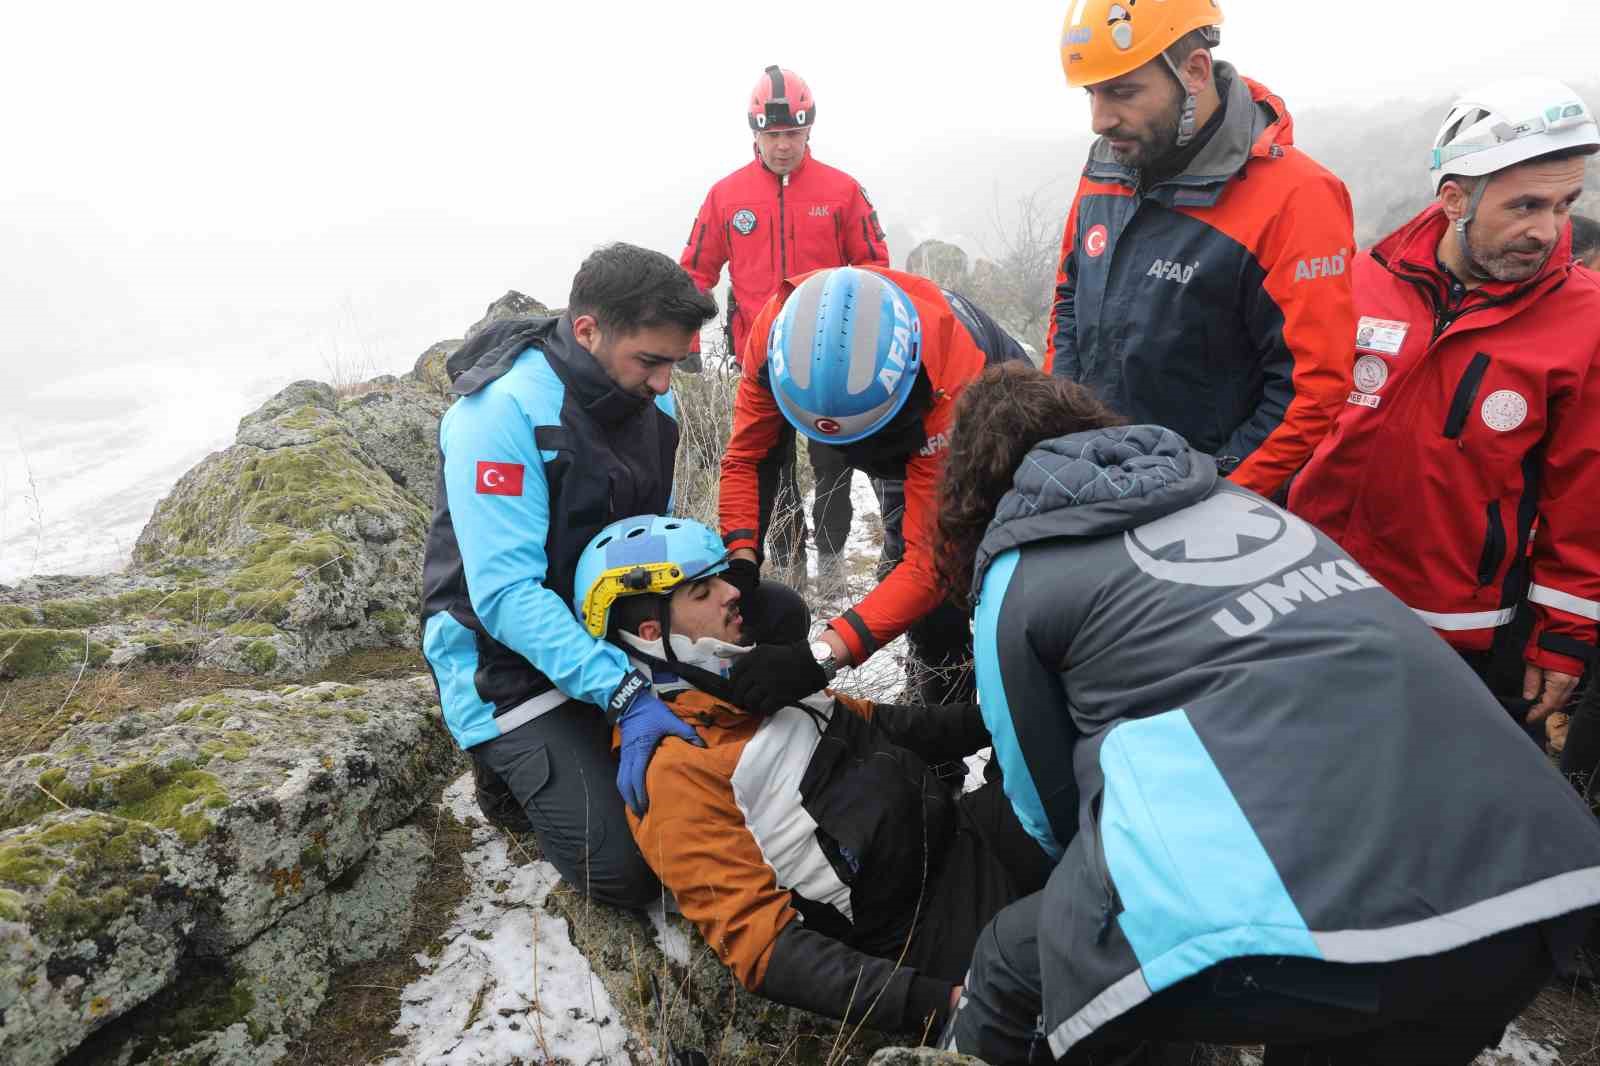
[901,782,1055,984]
[471,580,810,908]
[952,891,1558,1066]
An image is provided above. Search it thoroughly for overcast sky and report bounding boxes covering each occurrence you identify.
[3,0,1598,580]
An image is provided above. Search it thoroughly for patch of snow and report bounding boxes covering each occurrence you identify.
[1480,1023,1563,1066]
[646,899,693,969]
[380,772,635,1066]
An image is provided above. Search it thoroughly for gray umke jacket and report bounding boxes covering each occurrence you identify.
[969,425,1600,1056]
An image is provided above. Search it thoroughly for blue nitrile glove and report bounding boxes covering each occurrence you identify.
[610,670,704,816]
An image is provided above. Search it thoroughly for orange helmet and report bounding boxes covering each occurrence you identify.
[1060,0,1224,89]
[749,66,816,131]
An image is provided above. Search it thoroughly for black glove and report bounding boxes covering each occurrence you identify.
[723,556,760,601]
[727,641,828,715]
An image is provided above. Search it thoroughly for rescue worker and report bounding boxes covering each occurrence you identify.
[681,66,894,589]
[933,364,1600,1065]
[420,243,806,909]
[1046,0,1355,498]
[718,266,1029,712]
[568,514,1051,1035]
[1289,79,1600,730]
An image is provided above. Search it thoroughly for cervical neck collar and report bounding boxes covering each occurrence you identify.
[617,631,750,695]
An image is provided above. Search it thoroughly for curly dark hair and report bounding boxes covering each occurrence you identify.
[936,363,1126,607]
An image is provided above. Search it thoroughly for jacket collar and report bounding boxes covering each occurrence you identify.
[750,144,812,181]
[1085,66,1291,208]
[545,315,653,426]
[1372,203,1575,309]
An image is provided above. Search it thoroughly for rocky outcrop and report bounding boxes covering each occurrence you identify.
[906,240,973,290]
[0,291,563,684]
[0,676,461,1064]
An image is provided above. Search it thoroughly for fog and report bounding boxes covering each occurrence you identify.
[3,0,1598,579]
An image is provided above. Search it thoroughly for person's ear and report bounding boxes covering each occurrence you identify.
[636,618,662,642]
[1183,48,1212,96]
[572,314,601,352]
[1439,180,1469,224]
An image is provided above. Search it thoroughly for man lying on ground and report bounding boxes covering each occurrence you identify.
[567,514,1051,1037]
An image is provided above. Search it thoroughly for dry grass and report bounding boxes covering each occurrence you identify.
[0,645,428,763]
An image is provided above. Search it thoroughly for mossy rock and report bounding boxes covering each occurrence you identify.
[0,603,41,629]
[0,629,112,679]
[372,608,410,638]
[37,599,104,629]
[2,760,227,844]
[0,812,165,941]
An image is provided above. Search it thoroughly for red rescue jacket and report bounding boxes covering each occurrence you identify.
[720,268,1024,662]
[1289,205,1600,675]
[681,147,888,366]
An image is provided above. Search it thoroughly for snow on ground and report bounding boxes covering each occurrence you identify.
[1485,1023,1564,1066]
[381,772,638,1066]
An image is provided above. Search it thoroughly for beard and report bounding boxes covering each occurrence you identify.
[1106,106,1182,171]
[1466,228,1554,283]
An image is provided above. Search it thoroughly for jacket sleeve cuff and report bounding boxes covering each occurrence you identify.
[904,974,955,1036]
[1525,645,1589,677]
[828,610,877,664]
[722,530,759,554]
[605,669,651,726]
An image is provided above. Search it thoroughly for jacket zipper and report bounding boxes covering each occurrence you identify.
[777,173,789,279]
[1442,352,1491,439]
[1086,791,1121,944]
[1477,500,1506,588]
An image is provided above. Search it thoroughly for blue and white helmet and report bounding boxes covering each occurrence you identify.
[573,515,730,638]
[767,268,923,445]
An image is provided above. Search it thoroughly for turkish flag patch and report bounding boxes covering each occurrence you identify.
[476,461,525,496]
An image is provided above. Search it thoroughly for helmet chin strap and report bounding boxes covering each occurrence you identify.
[1160,52,1199,148]
[1453,178,1497,283]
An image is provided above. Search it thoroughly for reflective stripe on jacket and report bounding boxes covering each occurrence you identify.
[1046,66,1355,498]
[1289,206,1600,674]
[681,148,888,366]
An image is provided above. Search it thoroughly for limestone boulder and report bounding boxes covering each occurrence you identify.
[0,677,462,1063]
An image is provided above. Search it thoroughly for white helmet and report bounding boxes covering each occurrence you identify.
[1430,77,1599,194]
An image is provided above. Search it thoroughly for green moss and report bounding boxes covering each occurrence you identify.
[299,841,326,870]
[0,814,163,940]
[342,709,369,724]
[37,599,102,628]
[1,761,228,844]
[241,640,278,674]
[0,629,112,678]
[25,755,47,768]
[0,888,24,922]
[223,621,278,638]
[373,608,409,637]
[331,685,366,700]
[175,707,198,723]
[154,586,232,623]
[0,604,37,629]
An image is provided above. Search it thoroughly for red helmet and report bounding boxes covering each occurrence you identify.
[748,66,815,131]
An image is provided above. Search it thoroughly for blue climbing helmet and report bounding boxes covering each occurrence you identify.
[767,267,923,445]
[573,515,730,637]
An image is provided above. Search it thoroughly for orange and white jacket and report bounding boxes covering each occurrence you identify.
[623,687,987,1033]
